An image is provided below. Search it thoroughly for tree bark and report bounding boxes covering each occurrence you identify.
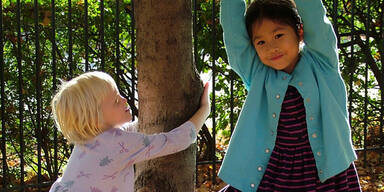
[134,0,201,191]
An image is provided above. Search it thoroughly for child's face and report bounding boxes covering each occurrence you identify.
[251,18,303,74]
[100,89,132,129]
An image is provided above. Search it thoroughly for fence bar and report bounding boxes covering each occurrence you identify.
[130,0,136,119]
[230,71,234,134]
[100,0,105,71]
[68,0,73,77]
[17,0,25,190]
[6,181,53,191]
[34,0,42,190]
[197,160,223,165]
[85,0,89,71]
[381,0,384,165]
[356,147,384,152]
[348,0,355,140]
[51,0,58,180]
[363,0,372,168]
[332,0,339,42]
[0,0,7,189]
[211,0,217,184]
[115,0,120,84]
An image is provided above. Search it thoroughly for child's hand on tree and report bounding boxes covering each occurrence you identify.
[189,82,211,132]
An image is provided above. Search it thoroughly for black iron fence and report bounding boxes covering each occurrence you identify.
[1,0,383,191]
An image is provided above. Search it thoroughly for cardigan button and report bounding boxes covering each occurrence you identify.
[257,166,263,171]
[306,98,310,103]
[265,148,270,153]
[250,183,255,188]
[317,151,321,156]
[312,133,317,138]
[272,113,277,118]
[309,116,314,121]
[276,94,280,99]
[298,82,303,86]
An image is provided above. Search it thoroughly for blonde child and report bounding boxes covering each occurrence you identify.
[49,71,210,192]
[218,0,361,191]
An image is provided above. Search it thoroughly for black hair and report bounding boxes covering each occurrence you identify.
[245,0,302,43]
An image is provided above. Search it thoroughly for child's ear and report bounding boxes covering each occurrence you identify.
[298,24,304,41]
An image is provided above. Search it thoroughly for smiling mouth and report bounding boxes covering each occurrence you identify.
[270,55,283,60]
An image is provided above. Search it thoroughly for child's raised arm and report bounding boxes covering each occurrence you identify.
[295,0,339,68]
[220,0,262,90]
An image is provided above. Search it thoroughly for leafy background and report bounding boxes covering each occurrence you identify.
[0,0,383,191]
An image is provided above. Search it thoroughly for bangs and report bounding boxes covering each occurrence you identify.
[246,0,302,41]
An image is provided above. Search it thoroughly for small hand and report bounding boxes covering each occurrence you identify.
[189,82,211,131]
[200,82,211,119]
[201,82,210,106]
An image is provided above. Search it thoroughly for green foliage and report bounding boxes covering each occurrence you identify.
[1,0,136,187]
[323,0,384,149]
[194,0,247,155]
[1,0,383,188]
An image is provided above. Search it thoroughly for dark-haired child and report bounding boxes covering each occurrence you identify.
[218,0,361,191]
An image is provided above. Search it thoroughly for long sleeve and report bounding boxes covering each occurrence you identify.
[220,0,263,90]
[108,121,196,164]
[49,121,196,192]
[295,0,339,69]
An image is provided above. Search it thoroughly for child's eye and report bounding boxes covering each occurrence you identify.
[256,40,265,46]
[275,34,284,39]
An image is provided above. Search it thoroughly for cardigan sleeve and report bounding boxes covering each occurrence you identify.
[220,0,262,90]
[295,0,339,69]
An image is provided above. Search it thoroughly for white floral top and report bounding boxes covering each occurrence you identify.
[49,121,196,192]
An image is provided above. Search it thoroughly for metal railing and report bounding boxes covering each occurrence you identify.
[1,0,383,191]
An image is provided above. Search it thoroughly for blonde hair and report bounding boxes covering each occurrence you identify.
[51,71,118,144]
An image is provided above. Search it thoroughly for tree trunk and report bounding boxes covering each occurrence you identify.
[134,0,201,191]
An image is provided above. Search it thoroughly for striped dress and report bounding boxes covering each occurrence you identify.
[219,86,361,192]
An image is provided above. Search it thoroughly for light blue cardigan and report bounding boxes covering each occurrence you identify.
[218,0,357,191]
